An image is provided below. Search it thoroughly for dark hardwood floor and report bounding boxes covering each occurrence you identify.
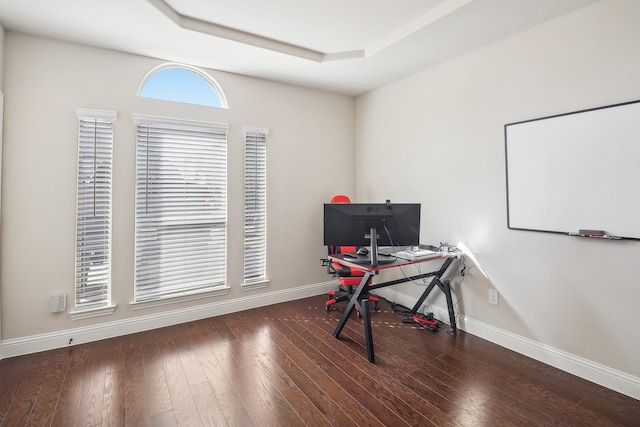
[1,294,639,426]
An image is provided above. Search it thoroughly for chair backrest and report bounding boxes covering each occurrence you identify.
[331,195,351,204]
[327,195,366,280]
[328,195,356,255]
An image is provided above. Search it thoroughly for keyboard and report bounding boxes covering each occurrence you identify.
[391,248,441,260]
[341,252,396,265]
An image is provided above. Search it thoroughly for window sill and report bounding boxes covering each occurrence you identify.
[70,304,117,320]
[241,279,270,291]
[129,286,231,310]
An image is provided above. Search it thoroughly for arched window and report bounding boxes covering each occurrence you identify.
[138,64,228,108]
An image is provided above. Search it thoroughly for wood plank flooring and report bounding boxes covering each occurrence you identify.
[1,294,639,426]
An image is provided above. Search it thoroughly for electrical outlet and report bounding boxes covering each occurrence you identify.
[49,294,67,313]
[488,289,499,306]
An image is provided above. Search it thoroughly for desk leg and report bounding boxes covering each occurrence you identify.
[411,276,457,333]
[440,280,457,332]
[361,299,375,363]
[410,281,436,314]
[332,271,373,339]
[410,258,453,313]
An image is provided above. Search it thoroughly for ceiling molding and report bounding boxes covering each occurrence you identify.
[148,0,478,63]
[148,0,364,62]
[0,0,600,96]
[365,0,473,56]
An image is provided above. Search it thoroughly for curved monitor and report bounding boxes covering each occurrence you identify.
[323,202,421,248]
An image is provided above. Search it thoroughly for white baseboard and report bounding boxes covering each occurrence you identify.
[4,281,638,400]
[374,287,640,400]
[0,280,338,360]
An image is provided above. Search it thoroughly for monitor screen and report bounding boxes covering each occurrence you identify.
[323,202,421,248]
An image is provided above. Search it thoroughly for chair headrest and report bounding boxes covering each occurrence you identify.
[331,195,351,204]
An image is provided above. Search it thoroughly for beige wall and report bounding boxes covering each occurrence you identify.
[356,0,640,380]
[0,24,4,349]
[0,25,4,87]
[0,32,355,340]
[0,23,4,87]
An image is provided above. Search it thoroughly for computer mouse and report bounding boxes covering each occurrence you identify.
[356,247,369,256]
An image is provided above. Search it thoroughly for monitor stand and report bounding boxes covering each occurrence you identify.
[366,227,379,267]
[364,227,395,266]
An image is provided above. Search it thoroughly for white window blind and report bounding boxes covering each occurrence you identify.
[243,128,268,286]
[135,117,228,303]
[75,112,115,310]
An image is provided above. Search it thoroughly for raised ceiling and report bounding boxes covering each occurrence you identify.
[0,0,599,96]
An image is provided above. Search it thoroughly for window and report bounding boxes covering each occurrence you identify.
[139,64,228,108]
[73,110,116,318]
[133,116,229,306]
[243,127,269,288]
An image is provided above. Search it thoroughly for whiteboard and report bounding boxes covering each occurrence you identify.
[505,100,640,240]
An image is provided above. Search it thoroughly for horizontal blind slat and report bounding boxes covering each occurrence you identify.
[243,130,268,283]
[135,119,227,301]
[75,115,114,310]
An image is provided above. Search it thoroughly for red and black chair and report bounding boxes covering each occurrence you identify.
[324,195,379,312]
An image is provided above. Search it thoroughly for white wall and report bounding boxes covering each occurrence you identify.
[355,0,640,397]
[0,33,354,343]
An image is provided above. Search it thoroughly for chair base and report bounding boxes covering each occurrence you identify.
[326,286,379,312]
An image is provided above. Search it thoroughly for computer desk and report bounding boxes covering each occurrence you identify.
[328,251,461,363]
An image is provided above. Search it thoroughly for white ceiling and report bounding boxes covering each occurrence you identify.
[0,0,599,96]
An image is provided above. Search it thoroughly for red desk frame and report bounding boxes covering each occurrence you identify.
[329,253,460,363]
